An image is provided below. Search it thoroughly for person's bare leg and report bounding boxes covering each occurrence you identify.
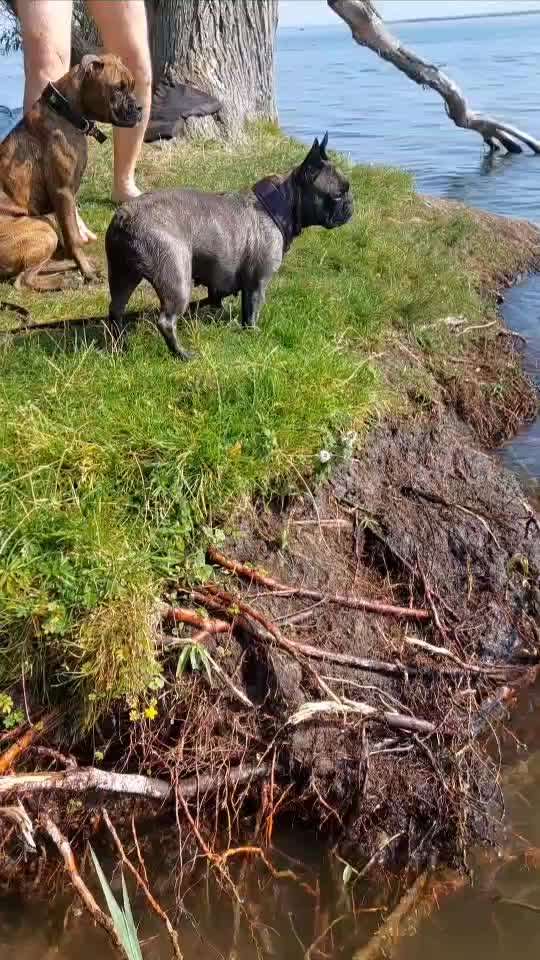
[88,0,152,203]
[18,0,72,114]
[17,0,96,243]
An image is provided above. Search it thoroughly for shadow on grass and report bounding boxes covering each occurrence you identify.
[0,299,239,354]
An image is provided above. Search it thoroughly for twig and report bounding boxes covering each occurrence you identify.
[194,585,341,702]
[102,808,183,960]
[0,711,59,776]
[337,831,403,887]
[31,746,78,770]
[352,870,430,960]
[207,547,431,622]
[456,320,498,337]
[416,561,451,645]
[131,816,149,887]
[288,700,439,736]
[404,636,520,678]
[403,486,502,551]
[305,915,347,960]
[41,816,130,960]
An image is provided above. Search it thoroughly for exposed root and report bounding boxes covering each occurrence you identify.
[0,763,268,802]
[0,711,60,776]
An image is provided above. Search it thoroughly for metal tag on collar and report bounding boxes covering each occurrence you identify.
[88,123,107,145]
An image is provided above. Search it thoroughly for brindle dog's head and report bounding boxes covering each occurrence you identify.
[295,133,353,230]
[78,54,142,128]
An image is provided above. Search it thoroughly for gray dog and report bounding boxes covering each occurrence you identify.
[105,133,353,358]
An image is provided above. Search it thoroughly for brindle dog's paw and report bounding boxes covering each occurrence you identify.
[83,270,103,287]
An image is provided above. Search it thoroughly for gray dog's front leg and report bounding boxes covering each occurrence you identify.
[241,285,267,329]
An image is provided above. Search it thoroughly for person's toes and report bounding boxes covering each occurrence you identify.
[76,209,97,244]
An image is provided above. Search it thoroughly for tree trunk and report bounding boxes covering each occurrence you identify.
[147,0,279,139]
[328,0,540,155]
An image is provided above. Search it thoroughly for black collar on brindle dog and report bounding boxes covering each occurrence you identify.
[42,83,108,144]
[253,177,301,253]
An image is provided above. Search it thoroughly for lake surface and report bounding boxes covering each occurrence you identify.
[1,13,540,959]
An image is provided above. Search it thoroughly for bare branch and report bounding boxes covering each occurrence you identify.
[328,0,540,155]
[0,763,268,801]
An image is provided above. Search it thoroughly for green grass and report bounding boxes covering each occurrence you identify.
[0,125,515,720]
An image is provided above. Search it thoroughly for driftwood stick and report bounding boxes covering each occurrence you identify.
[207,547,431,622]
[327,0,540,155]
[41,816,130,960]
[101,808,183,960]
[288,700,439,737]
[0,763,268,801]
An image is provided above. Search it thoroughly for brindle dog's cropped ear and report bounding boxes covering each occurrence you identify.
[80,54,105,74]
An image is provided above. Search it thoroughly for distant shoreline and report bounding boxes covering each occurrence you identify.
[391,8,540,25]
[280,9,540,29]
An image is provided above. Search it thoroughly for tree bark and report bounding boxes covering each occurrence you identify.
[148,0,279,139]
[328,0,540,155]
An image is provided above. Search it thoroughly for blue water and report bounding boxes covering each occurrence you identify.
[277,14,540,223]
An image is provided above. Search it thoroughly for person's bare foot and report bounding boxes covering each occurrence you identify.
[76,208,98,244]
[112,181,142,204]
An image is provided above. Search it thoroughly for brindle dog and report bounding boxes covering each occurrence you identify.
[0,54,141,291]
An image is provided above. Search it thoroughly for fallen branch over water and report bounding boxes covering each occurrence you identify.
[327,0,540,155]
[207,547,431,622]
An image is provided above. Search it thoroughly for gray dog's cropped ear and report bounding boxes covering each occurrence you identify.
[299,136,325,180]
[80,54,105,74]
[320,132,329,159]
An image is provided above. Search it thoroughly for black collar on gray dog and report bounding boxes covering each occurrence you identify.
[42,83,108,144]
[253,177,301,253]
